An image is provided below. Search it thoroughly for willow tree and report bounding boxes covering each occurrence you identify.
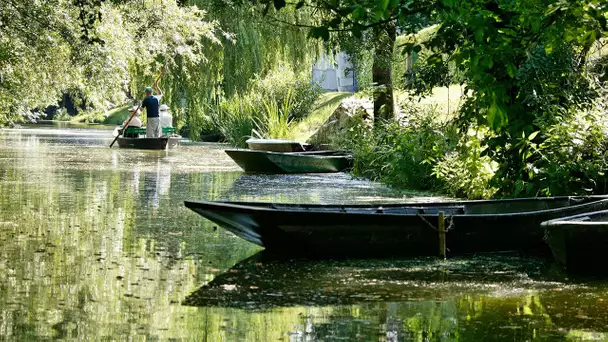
[187,0,321,97]
[117,0,223,137]
[0,0,223,135]
[257,0,435,125]
[0,0,82,125]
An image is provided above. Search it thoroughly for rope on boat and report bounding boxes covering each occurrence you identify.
[418,213,454,259]
[446,215,455,231]
[417,214,438,231]
[417,214,454,232]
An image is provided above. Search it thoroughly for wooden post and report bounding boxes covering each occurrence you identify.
[438,211,446,259]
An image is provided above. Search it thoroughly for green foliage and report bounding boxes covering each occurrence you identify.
[432,105,608,199]
[207,67,320,146]
[433,127,499,199]
[209,93,259,147]
[53,109,71,122]
[189,0,321,98]
[337,102,458,190]
[266,0,608,198]
[500,110,608,197]
[1,0,322,141]
[0,0,221,129]
[102,106,131,125]
[0,0,79,125]
[249,67,321,121]
[259,88,293,139]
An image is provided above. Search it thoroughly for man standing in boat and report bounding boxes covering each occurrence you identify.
[141,80,163,138]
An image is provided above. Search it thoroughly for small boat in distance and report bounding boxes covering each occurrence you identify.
[185,196,608,258]
[115,126,180,150]
[225,149,352,173]
[542,210,608,275]
[246,138,311,152]
[116,136,180,149]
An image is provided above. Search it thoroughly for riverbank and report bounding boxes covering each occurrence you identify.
[294,85,608,200]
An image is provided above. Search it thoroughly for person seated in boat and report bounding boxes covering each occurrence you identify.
[141,81,163,138]
[122,106,142,138]
[159,104,173,135]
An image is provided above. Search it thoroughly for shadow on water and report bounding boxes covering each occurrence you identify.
[185,251,565,309]
[186,252,608,341]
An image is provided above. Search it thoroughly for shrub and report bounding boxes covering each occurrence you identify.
[433,127,499,199]
[336,102,458,190]
[525,110,608,196]
[207,66,320,145]
[53,108,71,121]
[207,93,260,147]
[257,88,294,139]
[249,66,321,121]
[434,108,608,199]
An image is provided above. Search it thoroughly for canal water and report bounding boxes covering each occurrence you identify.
[1,126,607,341]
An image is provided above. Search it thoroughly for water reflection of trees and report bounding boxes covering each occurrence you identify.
[0,140,257,339]
[220,173,419,204]
[3,130,608,340]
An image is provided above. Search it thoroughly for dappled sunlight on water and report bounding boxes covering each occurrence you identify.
[1,126,608,340]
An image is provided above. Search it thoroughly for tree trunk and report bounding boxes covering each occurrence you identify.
[372,21,396,126]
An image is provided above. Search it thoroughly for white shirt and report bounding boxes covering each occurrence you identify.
[124,116,142,127]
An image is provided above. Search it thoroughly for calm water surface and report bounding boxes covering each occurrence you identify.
[1,126,607,341]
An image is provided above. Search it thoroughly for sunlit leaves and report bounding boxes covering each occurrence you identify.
[0,0,221,126]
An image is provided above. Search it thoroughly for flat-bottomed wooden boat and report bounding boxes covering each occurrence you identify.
[225,149,352,173]
[116,136,180,149]
[542,210,608,274]
[185,196,608,258]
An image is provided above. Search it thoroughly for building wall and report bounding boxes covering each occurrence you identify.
[312,52,355,92]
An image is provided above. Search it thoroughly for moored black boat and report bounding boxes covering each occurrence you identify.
[542,210,608,274]
[184,196,608,258]
[225,149,352,173]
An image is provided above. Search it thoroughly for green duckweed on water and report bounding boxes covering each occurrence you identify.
[1,125,608,341]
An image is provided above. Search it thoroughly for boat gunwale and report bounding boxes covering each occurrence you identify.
[542,209,608,228]
[225,149,351,160]
[184,196,608,218]
[117,136,180,141]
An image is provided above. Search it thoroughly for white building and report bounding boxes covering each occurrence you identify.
[312,52,356,92]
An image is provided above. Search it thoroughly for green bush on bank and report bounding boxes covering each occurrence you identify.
[336,102,458,191]
[207,67,321,146]
[333,91,608,199]
[433,127,499,199]
[505,110,608,197]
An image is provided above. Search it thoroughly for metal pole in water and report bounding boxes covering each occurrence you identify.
[438,211,446,259]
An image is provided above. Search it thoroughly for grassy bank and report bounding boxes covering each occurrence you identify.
[288,92,352,142]
[70,105,132,125]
